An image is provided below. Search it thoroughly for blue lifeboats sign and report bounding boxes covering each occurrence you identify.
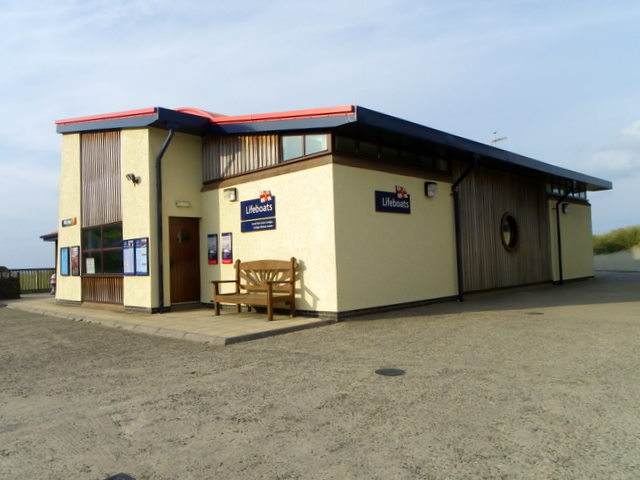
[241,196,276,221]
[375,187,411,214]
[241,192,276,231]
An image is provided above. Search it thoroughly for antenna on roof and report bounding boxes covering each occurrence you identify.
[491,131,507,146]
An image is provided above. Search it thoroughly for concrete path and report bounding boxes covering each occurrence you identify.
[3,294,332,345]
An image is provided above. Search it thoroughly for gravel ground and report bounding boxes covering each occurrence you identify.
[1,272,639,480]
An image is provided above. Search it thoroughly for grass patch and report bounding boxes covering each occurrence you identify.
[593,225,640,255]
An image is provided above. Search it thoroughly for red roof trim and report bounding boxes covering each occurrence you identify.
[209,105,355,125]
[55,105,355,129]
[55,107,157,126]
[175,107,226,120]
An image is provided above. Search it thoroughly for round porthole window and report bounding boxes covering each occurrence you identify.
[501,213,519,251]
[177,230,190,243]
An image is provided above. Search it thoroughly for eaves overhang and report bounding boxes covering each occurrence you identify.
[55,107,211,135]
[40,231,58,242]
[351,106,612,192]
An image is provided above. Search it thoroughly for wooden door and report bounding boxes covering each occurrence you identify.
[169,217,200,304]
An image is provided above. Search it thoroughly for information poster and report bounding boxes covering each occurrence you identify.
[221,233,233,264]
[60,247,70,276]
[207,234,218,265]
[123,240,135,275]
[85,257,96,275]
[70,246,80,276]
[135,238,149,275]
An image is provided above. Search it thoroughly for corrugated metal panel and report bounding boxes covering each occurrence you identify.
[203,134,279,182]
[81,131,122,226]
[456,163,551,291]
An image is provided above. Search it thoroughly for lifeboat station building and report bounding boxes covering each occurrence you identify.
[54,105,611,319]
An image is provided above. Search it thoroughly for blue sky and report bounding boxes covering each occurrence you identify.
[1,0,639,268]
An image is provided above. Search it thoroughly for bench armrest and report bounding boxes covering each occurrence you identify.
[266,279,295,299]
[211,279,239,295]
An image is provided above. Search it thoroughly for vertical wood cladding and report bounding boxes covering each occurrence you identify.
[82,276,123,304]
[455,163,551,291]
[203,134,279,181]
[81,131,121,227]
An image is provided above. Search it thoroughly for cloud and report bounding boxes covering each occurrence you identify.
[584,119,640,179]
[1,0,640,261]
[622,120,640,139]
[588,150,640,176]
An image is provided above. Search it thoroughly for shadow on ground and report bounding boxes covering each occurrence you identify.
[357,271,640,321]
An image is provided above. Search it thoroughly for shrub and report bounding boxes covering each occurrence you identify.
[593,225,640,255]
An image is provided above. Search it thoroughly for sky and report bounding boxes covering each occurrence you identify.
[1,0,639,268]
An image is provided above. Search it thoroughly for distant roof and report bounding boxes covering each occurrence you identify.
[40,231,58,242]
[56,105,612,191]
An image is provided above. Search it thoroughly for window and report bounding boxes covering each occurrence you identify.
[305,134,328,155]
[335,136,357,153]
[500,213,519,251]
[546,182,588,201]
[282,134,329,161]
[334,135,451,173]
[359,141,379,158]
[82,222,123,274]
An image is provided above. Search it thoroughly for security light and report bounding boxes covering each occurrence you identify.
[425,181,438,198]
[125,173,141,185]
[223,187,237,202]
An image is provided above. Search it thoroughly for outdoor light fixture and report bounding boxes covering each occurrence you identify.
[562,203,570,214]
[223,187,238,202]
[125,173,141,185]
[175,200,191,208]
[424,181,438,198]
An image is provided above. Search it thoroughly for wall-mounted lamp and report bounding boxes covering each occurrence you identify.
[125,173,141,185]
[561,203,570,214]
[223,187,237,202]
[175,200,191,208]
[424,181,438,198]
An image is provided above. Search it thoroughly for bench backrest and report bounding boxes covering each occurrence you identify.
[235,257,297,294]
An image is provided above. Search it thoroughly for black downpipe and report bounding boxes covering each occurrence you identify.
[155,128,175,313]
[451,153,479,302]
[554,182,575,286]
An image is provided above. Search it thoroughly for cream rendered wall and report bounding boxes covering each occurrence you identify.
[548,200,594,281]
[200,162,339,312]
[56,133,82,302]
[151,128,203,306]
[332,164,458,311]
[121,129,155,309]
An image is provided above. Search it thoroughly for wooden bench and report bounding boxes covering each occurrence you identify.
[211,258,297,321]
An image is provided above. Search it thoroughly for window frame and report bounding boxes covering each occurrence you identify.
[281,133,330,162]
[500,212,519,252]
[81,221,124,275]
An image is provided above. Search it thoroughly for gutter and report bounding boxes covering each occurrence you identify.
[554,181,575,286]
[451,153,479,302]
[155,128,175,313]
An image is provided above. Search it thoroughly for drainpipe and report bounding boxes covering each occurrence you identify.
[554,181,575,286]
[451,153,479,302]
[155,128,175,313]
